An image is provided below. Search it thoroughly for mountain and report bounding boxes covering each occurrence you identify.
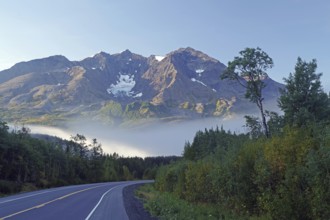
[0,47,283,126]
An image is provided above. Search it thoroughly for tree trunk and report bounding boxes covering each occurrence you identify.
[258,98,270,138]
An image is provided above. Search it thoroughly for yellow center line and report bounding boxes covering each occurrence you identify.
[0,184,107,220]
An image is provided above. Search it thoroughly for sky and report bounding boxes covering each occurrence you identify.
[0,0,329,89]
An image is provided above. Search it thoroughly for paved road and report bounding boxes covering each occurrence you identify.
[0,180,151,220]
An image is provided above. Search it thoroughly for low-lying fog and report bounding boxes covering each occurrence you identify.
[26,116,247,157]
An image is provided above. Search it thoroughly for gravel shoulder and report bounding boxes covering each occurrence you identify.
[123,183,158,220]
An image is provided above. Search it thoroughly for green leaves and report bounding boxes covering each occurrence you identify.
[222,47,273,137]
[222,47,273,88]
[244,115,262,138]
[279,57,330,127]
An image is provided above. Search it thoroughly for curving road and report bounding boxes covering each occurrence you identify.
[0,180,152,220]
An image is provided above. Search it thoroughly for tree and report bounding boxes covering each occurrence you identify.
[221,47,273,137]
[278,57,330,127]
[0,121,9,137]
[90,138,103,158]
[16,124,31,139]
[265,110,284,136]
[244,115,262,139]
[70,134,88,158]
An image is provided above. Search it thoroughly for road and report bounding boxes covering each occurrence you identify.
[0,180,152,220]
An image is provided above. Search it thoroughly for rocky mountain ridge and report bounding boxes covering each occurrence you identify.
[0,47,283,126]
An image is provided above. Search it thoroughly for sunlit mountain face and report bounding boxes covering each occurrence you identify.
[0,47,283,127]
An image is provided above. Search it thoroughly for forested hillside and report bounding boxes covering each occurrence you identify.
[0,124,179,195]
[144,53,330,219]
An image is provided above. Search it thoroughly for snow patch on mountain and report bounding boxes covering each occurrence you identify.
[155,56,165,62]
[195,69,204,77]
[133,92,143,98]
[191,78,207,87]
[195,69,204,74]
[107,73,136,97]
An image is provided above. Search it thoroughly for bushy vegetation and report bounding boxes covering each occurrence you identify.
[153,126,330,219]
[145,54,330,219]
[0,123,179,195]
[137,184,229,220]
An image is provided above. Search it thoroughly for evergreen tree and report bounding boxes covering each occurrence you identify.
[278,57,330,127]
[265,110,284,136]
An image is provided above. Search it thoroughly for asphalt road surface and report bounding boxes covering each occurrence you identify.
[0,180,152,220]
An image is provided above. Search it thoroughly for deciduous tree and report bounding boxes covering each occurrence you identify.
[222,47,273,137]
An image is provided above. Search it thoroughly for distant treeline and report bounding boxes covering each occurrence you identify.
[0,122,179,195]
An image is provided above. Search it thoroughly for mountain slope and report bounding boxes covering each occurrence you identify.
[0,47,283,125]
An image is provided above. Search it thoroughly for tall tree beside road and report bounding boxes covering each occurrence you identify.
[221,47,273,137]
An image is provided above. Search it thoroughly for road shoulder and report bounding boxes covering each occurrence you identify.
[123,183,157,220]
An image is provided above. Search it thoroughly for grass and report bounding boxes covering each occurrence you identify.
[136,184,231,220]
[136,184,271,220]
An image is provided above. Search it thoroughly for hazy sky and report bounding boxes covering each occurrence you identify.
[0,0,329,88]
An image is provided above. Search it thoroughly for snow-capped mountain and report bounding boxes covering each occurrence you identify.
[0,47,283,125]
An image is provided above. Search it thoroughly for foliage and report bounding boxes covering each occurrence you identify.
[265,111,284,137]
[278,57,330,127]
[153,124,330,219]
[244,115,263,138]
[222,47,274,137]
[183,126,248,161]
[138,184,234,220]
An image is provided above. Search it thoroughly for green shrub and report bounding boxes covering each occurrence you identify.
[140,184,225,220]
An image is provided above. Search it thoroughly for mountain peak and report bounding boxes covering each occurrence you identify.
[93,51,111,58]
[120,49,133,56]
[45,54,69,60]
[27,55,70,64]
[10,55,71,73]
[170,47,219,63]
[177,47,198,53]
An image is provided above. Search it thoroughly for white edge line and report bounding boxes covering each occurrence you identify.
[0,184,107,205]
[85,185,121,220]
[0,191,51,204]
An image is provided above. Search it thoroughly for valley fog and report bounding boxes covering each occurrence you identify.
[27,116,247,157]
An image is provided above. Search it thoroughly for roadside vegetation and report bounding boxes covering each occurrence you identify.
[0,124,179,196]
[140,49,330,219]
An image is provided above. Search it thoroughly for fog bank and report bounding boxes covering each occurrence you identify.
[27,116,247,157]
